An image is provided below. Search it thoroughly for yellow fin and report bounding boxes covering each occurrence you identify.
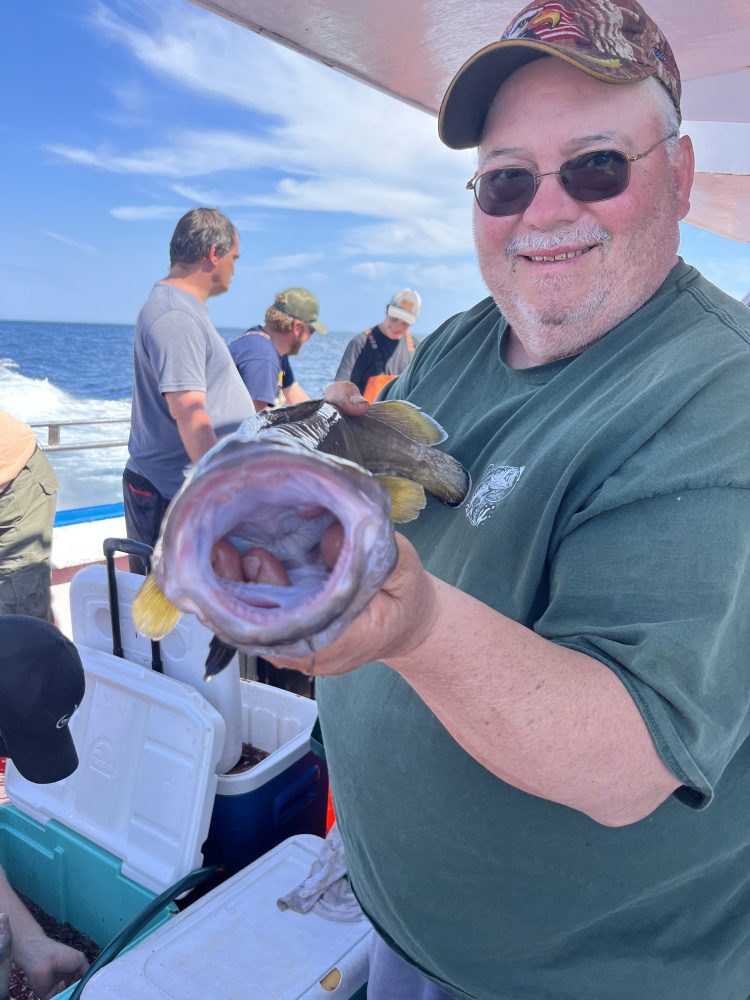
[131,574,182,640]
[367,400,446,446]
[377,476,427,523]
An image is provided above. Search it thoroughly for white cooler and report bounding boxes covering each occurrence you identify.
[78,834,373,999]
[70,564,243,773]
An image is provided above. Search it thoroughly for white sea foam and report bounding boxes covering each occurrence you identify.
[0,322,358,512]
[0,359,130,511]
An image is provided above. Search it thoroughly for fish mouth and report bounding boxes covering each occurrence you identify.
[155,444,397,653]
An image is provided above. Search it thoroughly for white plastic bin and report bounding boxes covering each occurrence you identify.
[78,835,372,999]
[70,564,243,773]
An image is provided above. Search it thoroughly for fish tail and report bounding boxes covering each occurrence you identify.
[415,449,471,507]
[132,574,183,640]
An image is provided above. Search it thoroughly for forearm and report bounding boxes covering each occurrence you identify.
[175,412,217,463]
[388,576,679,826]
[165,392,218,463]
[0,868,46,945]
[282,382,309,404]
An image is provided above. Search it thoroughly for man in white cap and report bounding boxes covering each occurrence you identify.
[334,289,422,402]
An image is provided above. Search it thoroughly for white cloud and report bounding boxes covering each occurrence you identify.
[264,252,324,271]
[343,211,474,258]
[350,259,485,294]
[56,0,476,263]
[42,230,99,255]
[350,262,396,281]
[110,204,187,220]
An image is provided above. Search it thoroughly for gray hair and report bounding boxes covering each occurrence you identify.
[644,78,681,159]
[169,208,237,266]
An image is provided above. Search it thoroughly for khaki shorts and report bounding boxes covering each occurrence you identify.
[0,447,58,621]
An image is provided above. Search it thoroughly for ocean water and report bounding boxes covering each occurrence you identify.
[0,319,356,511]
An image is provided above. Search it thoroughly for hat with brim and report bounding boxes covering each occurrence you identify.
[273,287,328,334]
[0,616,85,784]
[386,288,422,326]
[439,0,681,150]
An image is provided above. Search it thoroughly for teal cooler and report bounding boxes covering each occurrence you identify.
[73,835,372,999]
[3,643,225,999]
[0,807,176,989]
[202,679,328,875]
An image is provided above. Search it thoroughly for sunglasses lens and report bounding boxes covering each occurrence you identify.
[561,149,630,203]
[474,168,536,217]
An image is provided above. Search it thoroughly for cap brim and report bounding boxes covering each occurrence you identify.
[311,321,328,335]
[387,307,417,325]
[4,725,80,784]
[439,39,644,150]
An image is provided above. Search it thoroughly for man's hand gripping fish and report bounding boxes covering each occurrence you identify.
[132,398,469,675]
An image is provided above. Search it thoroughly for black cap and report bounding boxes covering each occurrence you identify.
[0,616,85,784]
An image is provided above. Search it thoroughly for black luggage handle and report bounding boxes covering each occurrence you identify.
[102,538,163,673]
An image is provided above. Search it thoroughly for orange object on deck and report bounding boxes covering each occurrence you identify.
[362,374,396,403]
[325,785,336,833]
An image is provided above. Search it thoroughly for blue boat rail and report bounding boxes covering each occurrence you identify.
[30,417,129,452]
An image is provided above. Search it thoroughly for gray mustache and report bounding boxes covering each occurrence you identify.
[506,226,611,256]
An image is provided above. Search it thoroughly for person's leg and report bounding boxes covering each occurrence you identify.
[0,448,57,621]
[122,469,170,574]
[366,933,459,1000]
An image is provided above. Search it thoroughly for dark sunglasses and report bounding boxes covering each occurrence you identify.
[467,134,677,217]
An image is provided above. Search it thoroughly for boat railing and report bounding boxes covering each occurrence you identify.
[30,418,129,453]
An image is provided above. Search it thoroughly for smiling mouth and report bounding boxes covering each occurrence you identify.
[522,246,597,263]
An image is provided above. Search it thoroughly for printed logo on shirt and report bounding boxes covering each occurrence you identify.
[465,464,525,526]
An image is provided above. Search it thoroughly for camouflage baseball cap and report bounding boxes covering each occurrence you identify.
[272,287,328,334]
[439,0,681,150]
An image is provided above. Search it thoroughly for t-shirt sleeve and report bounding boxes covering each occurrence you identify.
[229,338,280,404]
[536,485,750,809]
[147,310,209,393]
[334,339,363,383]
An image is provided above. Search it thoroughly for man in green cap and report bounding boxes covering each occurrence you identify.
[229,287,328,411]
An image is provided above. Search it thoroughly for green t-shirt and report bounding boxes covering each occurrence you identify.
[317,261,750,1000]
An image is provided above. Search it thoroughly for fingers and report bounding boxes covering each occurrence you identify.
[323,381,368,416]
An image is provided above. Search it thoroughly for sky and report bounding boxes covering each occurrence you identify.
[2,0,749,334]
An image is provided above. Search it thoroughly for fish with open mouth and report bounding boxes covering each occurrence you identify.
[132,398,469,675]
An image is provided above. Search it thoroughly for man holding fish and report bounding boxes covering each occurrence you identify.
[133,1,750,997]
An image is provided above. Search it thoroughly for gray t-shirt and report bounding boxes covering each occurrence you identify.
[127,282,252,497]
[318,261,750,1000]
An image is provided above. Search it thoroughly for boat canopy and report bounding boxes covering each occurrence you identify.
[188,0,750,243]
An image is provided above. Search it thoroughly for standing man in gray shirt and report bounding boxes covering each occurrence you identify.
[123,208,253,570]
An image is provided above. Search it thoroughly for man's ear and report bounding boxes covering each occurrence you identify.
[673,134,695,221]
[207,243,221,265]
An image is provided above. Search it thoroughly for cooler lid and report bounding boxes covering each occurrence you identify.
[79,835,372,999]
[69,564,243,774]
[5,644,224,895]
